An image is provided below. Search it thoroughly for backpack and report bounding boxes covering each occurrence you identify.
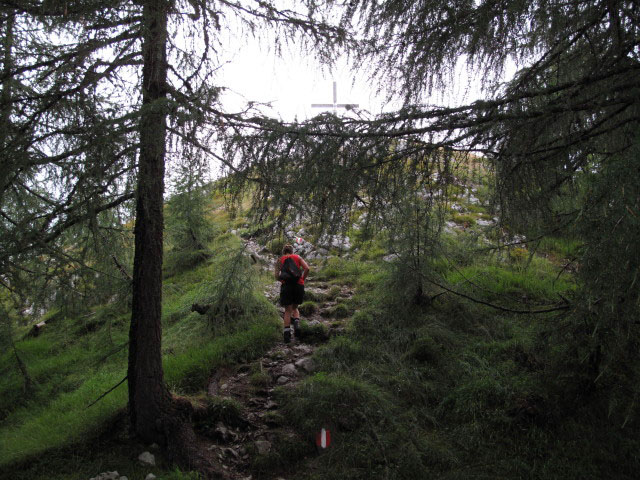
[279,256,302,284]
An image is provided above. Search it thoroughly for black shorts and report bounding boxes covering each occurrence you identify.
[280,282,305,306]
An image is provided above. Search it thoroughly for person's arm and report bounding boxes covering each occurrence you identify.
[300,257,310,281]
[274,258,281,281]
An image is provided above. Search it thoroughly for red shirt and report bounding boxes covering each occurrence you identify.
[279,254,305,285]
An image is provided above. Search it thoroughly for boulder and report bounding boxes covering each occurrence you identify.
[276,376,289,385]
[138,451,155,466]
[295,357,315,373]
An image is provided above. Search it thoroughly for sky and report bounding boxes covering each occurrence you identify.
[215,39,505,122]
[216,42,376,121]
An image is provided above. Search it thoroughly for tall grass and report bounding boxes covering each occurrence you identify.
[0,316,279,467]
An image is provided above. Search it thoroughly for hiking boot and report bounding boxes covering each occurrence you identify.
[292,318,301,337]
[283,327,291,344]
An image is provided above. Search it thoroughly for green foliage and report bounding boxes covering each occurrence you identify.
[188,245,274,331]
[195,396,245,433]
[250,431,314,474]
[312,257,371,286]
[325,285,342,300]
[298,301,317,316]
[537,236,583,260]
[165,172,217,275]
[301,289,326,303]
[451,212,477,226]
[445,261,576,304]
[297,320,328,344]
[267,238,286,255]
[328,302,350,318]
[158,469,201,480]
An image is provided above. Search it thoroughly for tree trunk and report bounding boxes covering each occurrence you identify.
[127,2,224,475]
[128,0,171,444]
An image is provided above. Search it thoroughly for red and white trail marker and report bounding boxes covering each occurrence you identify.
[316,428,331,449]
[295,236,304,245]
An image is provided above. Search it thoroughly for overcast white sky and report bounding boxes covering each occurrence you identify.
[213,35,494,121]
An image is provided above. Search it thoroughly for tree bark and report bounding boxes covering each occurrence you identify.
[128,0,172,444]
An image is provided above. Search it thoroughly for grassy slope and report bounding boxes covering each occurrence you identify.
[3,162,636,479]
[0,196,280,479]
[268,250,639,480]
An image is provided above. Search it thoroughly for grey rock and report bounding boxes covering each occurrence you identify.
[307,319,321,327]
[476,219,493,227]
[255,440,272,455]
[383,253,400,263]
[215,422,229,441]
[295,357,315,373]
[138,451,155,466]
[224,447,240,459]
[293,344,313,355]
[282,364,297,376]
[120,477,128,480]
[276,376,289,385]
[90,472,121,480]
[265,400,278,409]
[145,475,157,480]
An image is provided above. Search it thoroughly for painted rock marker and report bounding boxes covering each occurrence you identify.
[316,428,331,449]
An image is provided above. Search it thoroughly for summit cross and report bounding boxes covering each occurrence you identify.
[311,81,359,114]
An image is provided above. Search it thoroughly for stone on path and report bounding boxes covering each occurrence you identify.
[145,474,157,480]
[293,344,313,355]
[276,376,289,385]
[89,472,121,480]
[255,440,272,455]
[138,451,155,466]
[295,357,315,373]
[281,364,297,376]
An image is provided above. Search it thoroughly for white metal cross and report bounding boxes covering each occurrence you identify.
[311,81,359,114]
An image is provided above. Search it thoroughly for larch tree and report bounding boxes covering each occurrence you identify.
[0,0,348,470]
[221,0,640,397]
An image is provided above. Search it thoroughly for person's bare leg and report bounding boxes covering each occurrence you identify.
[292,306,300,319]
[283,305,292,327]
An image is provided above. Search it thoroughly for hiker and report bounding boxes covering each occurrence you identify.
[275,244,310,343]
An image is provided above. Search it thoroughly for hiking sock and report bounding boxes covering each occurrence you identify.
[292,318,301,336]
[283,326,292,343]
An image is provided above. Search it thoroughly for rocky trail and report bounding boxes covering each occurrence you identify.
[198,260,354,479]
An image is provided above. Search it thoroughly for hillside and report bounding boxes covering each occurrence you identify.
[1,164,638,480]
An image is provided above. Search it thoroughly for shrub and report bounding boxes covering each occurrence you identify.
[406,335,440,364]
[297,320,328,344]
[298,301,317,316]
[303,290,327,303]
[330,303,350,319]
[326,285,342,300]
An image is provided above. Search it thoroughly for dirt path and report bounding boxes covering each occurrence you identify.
[199,274,354,479]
